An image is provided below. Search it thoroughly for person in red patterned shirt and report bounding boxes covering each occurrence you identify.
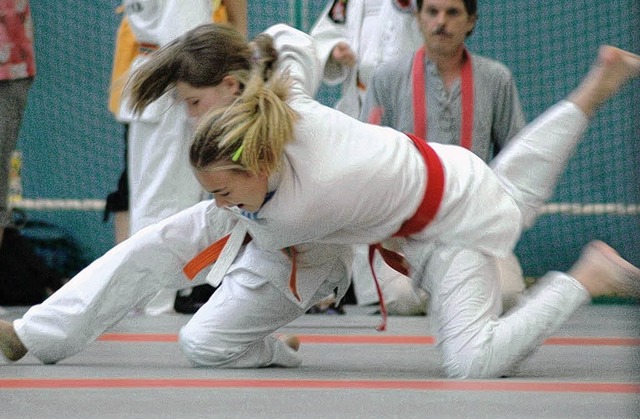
[0,0,36,248]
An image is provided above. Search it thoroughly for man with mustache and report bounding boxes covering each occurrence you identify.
[355,0,527,315]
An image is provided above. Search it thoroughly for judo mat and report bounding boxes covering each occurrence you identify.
[1,303,638,418]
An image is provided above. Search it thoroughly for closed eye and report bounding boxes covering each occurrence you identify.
[211,189,230,197]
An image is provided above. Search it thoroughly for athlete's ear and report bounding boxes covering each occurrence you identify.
[466,14,478,35]
[221,75,241,95]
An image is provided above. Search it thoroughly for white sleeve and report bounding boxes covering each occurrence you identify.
[125,0,213,46]
[309,2,351,85]
[263,24,324,98]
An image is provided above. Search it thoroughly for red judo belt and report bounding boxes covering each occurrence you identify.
[370,133,446,331]
[412,46,474,150]
[394,133,446,236]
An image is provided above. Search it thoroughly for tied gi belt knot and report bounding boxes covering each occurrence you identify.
[183,223,251,288]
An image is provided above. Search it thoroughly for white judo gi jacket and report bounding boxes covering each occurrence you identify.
[237,26,591,379]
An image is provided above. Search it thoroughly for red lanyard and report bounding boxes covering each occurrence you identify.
[411,46,474,150]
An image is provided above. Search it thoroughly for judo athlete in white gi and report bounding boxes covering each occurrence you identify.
[1,24,639,379]
[120,0,214,235]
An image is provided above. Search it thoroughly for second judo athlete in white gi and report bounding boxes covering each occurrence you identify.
[120,0,215,235]
[1,24,639,379]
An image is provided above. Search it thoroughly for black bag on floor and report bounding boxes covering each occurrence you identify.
[0,227,60,305]
[174,284,217,314]
[20,220,88,281]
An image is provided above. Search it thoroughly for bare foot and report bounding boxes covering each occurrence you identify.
[0,319,27,362]
[569,46,640,117]
[569,241,640,298]
[312,293,337,311]
[279,334,301,352]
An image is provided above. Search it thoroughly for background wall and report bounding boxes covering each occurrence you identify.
[14,1,640,277]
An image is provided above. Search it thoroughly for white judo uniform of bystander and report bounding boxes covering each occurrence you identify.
[119,0,213,234]
[311,0,423,118]
[117,0,214,314]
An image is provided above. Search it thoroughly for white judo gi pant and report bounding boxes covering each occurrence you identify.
[402,101,591,378]
[351,245,524,315]
[13,202,351,367]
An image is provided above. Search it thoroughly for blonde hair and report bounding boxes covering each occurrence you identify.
[190,36,298,176]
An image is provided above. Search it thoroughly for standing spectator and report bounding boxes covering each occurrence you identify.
[0,0,61,306]
[363,0,524,159]
[0,0,35,248]
[310,0,423,119]
[106,0,247,315]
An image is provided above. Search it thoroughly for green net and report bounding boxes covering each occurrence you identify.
[15,0,640,277]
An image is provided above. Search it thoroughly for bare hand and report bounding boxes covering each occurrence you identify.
[331,42,357,67]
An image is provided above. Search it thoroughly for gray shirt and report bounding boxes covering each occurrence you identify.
[360,51,525,162]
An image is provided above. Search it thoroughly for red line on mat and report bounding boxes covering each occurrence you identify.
[0,378,637,393]
[97,334,640,346]
[543,337,640,346]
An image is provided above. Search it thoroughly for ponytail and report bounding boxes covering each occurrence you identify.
[191,35,297,175]
[126,40,183,114]
[191,71,297,175]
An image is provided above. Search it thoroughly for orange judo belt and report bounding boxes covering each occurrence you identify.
[182,233,301,302]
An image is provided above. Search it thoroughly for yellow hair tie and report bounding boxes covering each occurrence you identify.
[231,144,244,162]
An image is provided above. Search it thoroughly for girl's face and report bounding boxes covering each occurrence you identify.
[176,76,241,120]
[194,165,269,213]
